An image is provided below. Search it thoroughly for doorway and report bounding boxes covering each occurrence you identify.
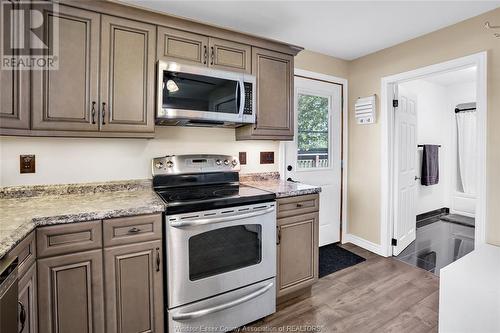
[380,53,487,273]
[284,71,344,246]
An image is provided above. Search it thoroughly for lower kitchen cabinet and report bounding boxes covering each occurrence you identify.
[104,240,164,333]
[37,249,105,333]
[276,195,319,299]
[18,264,37,333]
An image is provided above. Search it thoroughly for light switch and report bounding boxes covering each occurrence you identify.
[260,152,274,164]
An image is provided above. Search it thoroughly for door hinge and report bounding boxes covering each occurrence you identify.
[391,238,398,246]
[393,99,399,108]
[340,160,344,169]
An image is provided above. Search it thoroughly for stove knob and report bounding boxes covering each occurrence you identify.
[223,159,229,166]
[232,160,238,167]
[166,160,174,168]
[215,159,222,166]
[155,162,164,169]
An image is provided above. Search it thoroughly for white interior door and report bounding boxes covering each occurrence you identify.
[393,85,418,255]
[285,76,342,246]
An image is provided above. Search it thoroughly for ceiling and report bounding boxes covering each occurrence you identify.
[423,67,477,86]
[120,1,500,60]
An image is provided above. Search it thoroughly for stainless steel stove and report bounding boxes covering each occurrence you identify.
[152,154,277,333]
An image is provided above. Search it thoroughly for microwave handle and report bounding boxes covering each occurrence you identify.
[238,80,245,119]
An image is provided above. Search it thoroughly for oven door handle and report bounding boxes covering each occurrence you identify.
[170,206,275,228]
[171,282,274,321]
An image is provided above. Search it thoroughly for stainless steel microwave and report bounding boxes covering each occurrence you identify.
[156,61,256,127]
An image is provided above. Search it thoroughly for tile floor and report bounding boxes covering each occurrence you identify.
[396,215,475,275]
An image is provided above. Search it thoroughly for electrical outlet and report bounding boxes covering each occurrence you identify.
[239,152,247,165]
[20,155,35,173]
[260,152,274,164]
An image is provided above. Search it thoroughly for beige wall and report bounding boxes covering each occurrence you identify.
[347,8,500,246]
[295,50,349,79]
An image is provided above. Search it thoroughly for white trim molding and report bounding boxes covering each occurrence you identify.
[380,52,488,257]
[343,233,386,256]
[290,68,349,245]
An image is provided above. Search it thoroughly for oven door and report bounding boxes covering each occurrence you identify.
[157,61,256,125]
[166,201,276,308]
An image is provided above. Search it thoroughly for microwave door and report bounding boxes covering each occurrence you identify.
[162,70,240,121]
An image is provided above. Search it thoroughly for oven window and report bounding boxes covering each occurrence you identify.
[163,71,240,114]
[188,225,262,281]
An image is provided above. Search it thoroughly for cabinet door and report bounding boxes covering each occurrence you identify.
[31,5,100,131]
[104,240,164,333]
[0,63,29,130]
[236,48,294,140]
[0,0,29,130]
[18,264,37,333]
[208,38,251,73]
[157,26,209,66]
[38,250,104,333]
[100,15,155,133]
[277,212,318,298]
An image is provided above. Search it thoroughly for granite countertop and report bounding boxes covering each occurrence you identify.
[240,172,322,198]
[0,180,165,259]
[0,174,320,259]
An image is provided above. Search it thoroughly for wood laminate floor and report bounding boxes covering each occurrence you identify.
[243,243,439,333]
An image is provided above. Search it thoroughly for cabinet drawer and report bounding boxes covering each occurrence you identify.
[4,231,36,277]
[103,214,162,247]
[277,194,319,219]
[37,221,102,258]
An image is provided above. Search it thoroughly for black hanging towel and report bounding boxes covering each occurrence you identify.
[421,145,439,186]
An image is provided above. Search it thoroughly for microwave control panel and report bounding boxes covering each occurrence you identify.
[243,82,253,115]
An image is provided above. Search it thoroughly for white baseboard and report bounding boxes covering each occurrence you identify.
[343,233,387,257]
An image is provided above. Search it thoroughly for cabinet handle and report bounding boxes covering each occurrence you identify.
[210,46,214,65]
[156,247,161,272]
[101,102,106,125]
[91,101,96,124]
[276,226,281,245]
[203,45,207,64]
[128,227,141,234]
[18,301,26,333]
[296,203,303,208]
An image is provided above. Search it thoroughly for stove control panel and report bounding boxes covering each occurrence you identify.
[152,154,240,175]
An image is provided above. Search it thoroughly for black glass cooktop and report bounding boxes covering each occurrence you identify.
[156,184,276,214]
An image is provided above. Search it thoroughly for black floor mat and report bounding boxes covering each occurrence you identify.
[319,243,366,278]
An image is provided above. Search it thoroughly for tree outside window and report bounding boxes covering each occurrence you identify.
[297,94,330,169]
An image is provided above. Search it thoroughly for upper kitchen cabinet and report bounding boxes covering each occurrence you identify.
[157,27,209,66]
[157,27,251,73]
[0,0,30,130]
[236,48,294,140]
[209,38,251,73]
[100,15,156,133]
[0,64,30,130]
[31,5,100,132]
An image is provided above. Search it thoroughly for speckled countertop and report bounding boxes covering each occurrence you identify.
[0,174,320,259]
[0,180,165,259]
[240,172,322,198]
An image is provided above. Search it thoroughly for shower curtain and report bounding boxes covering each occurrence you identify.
[456,111,477,195]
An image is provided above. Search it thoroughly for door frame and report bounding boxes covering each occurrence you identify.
[281,69,348,243]
[380,52,487,257]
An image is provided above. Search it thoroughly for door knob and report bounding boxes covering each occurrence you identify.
[287,165,293,171]
[415,176,421,181]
